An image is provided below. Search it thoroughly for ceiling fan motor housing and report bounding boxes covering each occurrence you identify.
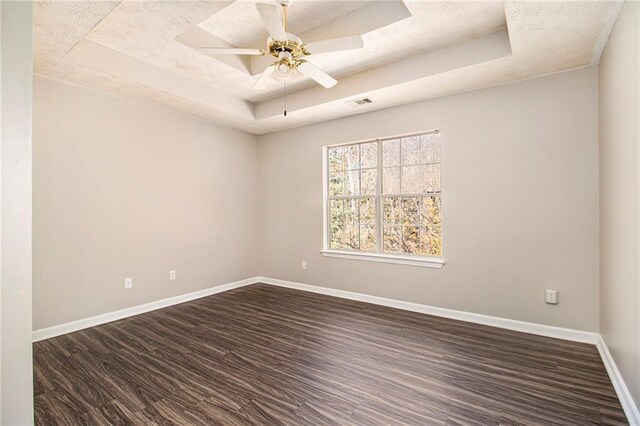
[267,34,306,59]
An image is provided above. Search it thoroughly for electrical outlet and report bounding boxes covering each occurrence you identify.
[545,289,559,304]
[301,260,307,270]
[124,277,133,289]
[169,270,176,281]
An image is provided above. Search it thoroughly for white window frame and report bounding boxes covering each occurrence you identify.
[321,130,445,269]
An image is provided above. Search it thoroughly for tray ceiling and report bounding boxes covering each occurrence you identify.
[35,1,622,135]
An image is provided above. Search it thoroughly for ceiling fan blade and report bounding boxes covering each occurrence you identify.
[200,48,263,56]
[253,65,275,90]
[256,3,286,41]
[297,61,337,89]
[304,35,364,55]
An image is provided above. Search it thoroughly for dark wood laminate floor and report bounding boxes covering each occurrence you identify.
[34,284,627,425]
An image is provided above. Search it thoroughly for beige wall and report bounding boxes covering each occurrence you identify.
[1,1,34,423]
[34,68,601,333]
[258,67,600,332]
[33,77,259,330]
[599,0,640,408]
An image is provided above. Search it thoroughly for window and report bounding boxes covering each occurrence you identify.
[323,131,443,267]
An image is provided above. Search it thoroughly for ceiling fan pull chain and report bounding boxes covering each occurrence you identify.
[284,78,287,117]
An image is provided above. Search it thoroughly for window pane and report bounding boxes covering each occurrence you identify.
[344,198,358,224]
[420,196,442,257]
[383,225,401,253]
[338,224,358,250]
[421,224,442,257]
[422,164,441,193]
[361,169,377,195]
[420,196,441,227]
[328,199,359,250]
[359,198,376,225]
[360,142,377,169]
[360,225,377,252]
[330,199,344,222]
[330,227,345,249]
[329,200,344,249]
[421,133,440,164]
[401,197,420,225]
[383,139,400,166]
[345,145,360,170]
[329,171,344,196]
[402,225,420,254]
[401,165,421,193]
[383,197,400,224]
[383,167,400,194]
[329,146,345,173]
[330,199,359,250]
[401,136,421,165]
[344,170,360,196]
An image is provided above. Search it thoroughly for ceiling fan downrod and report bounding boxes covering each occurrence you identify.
[281,1,287,33]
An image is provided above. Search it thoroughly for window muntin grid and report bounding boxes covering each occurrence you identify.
[326,131,442,258]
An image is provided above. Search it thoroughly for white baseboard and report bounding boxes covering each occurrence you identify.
[34,276,599,345]
[256,276,598,344]
[596,335,640,425]
[32,277,256,342]
[34,276,598,344]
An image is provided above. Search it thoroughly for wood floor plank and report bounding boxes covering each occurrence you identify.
[33,283,628,425]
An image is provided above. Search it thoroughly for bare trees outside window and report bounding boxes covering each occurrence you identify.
[326,131,442,258]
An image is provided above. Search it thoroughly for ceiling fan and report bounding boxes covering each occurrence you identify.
[200,0,364,90]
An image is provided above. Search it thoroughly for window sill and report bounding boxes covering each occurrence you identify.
[320,250,445,269]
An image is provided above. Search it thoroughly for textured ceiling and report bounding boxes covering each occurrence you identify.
[35,0,622,135]
[200,1,369,49]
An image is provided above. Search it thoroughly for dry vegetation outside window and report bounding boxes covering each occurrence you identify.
[326,132,442,257]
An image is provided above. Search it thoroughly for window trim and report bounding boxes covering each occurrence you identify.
[322,130,445,267]
[320,249,445,268]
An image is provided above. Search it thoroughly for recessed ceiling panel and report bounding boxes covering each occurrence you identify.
[34,0,623,135]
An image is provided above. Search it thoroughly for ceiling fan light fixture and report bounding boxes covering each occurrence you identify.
[275,62,290,76]
[271,62,300,81]
[272,67,289,81]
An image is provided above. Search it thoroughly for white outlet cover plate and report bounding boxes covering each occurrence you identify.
[545,289,558,304]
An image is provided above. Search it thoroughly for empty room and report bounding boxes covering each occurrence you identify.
[1,0,639,424]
